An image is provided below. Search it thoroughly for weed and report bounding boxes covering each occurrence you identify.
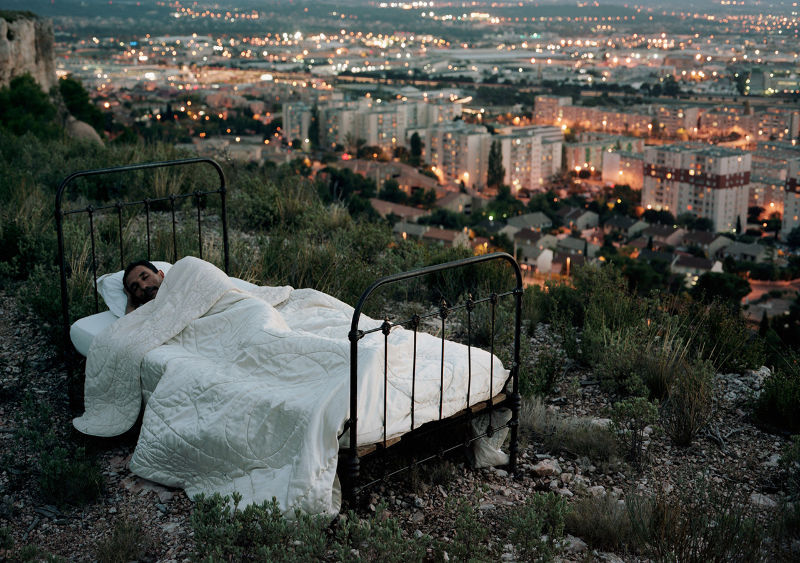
[0,526,12,550]
[506,492,567,562]
[520,397,619,462]
[755,352,800,434]
[564,493,633,552]
[95,518,155,563]
[334,505,434,563]
[662,359,715,447]
[627,481,766,562]
[610,397,658,468]
[448,496,491,562]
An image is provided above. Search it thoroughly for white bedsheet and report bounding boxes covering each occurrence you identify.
[74,257,507,515]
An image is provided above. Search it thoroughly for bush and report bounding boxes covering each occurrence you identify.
[506,493,567,561]
[334,505,434,563]
[448,496,490,562]
[95,519,155,563]
[520,397,619,462]
[565,493,634,552]
[627,481,765,562]
[662,359,715,447]
[755,353,800,433]
[192,493,329,561]
[610,397,659,467]
[782,435,800,500]
[519,343,565,397]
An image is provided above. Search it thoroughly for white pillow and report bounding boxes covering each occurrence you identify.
[96,261,173,318]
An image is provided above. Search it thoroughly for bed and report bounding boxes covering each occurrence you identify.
[56,158,522,514]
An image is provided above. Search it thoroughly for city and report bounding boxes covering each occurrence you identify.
[40,0,800,311]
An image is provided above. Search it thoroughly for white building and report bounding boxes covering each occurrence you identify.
[782,159,800,237]
[642,144,750,233]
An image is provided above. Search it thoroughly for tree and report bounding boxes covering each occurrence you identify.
[691,272,751,308]
[487,139,505,189]
[59,75,105,134]
[409,132,422,166]
[378,179,408,204]
[0,74,59,139]
[787,227,800,249]
[307,104,319,149]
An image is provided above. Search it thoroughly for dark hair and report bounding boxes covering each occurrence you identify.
[123,260,158,291]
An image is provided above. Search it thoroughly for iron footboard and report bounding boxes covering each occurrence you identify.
[344,252,523,505]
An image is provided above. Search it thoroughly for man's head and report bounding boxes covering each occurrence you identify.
[123,260,165,308]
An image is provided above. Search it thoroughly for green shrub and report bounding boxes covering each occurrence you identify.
[95,519,154,563]
[565,493,634,552]
[755,353,800,433]
[610,397,659,467]
[448,496,490,562]
[506,492,567,562]
[782,435,800,500]
[0,526,12,550]
[334,505,434,563]
[627,481,765,562]
[520,397,619,462]
[192,492,329,561]
[38,446,104,507]
[519,343,565,397]
[662,359,715,447]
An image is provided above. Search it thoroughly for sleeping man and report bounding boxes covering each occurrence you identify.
[122,260,166,313]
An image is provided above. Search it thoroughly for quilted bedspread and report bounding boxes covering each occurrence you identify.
[73,256,507,515]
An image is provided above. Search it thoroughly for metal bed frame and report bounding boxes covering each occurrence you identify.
[55,158,521,506]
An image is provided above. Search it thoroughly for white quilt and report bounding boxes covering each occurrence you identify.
[74,256,507,515]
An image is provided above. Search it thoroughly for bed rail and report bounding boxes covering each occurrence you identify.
[344,252,523,504]
[55,158,229,350]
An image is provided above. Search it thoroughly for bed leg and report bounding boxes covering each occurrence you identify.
[343,449,360,507]
[508,391,521,474]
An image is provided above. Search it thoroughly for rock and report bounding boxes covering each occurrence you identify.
[587,485,606,497]
[564,534,588,553]
[556,487,574,497]
[560,472,573,484]
[750,492,777,508]
[494,468,508,478]
[531,459,562,477]
[479,502,496,511]
[591,418,612,429]
[763,453,781,468]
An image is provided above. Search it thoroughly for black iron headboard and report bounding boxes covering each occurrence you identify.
[55,157,229,348]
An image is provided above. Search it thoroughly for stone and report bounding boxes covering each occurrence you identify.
[564,534,588,553]
[750,492,777,509]
[587,485,606,497]
[531,459,562,477]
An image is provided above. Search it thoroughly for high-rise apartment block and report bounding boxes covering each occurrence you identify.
[782,159,800,237]
[642,144,750,232]
[418,121,492,190]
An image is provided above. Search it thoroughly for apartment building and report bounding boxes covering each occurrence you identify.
[533,95,572,125]
[782,159,800,237]
[494,128,543,193]
[421,121,492,190]
[282,101,312,146]
[602,151,644,190]
[642,144,750,232]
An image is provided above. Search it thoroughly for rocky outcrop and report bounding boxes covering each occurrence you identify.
[0,12,56,92]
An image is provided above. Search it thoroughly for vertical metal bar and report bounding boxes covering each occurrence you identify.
[410,314,419,431]
[509,285,523,475]
[145,199,152,261]
[466,295,474,410]
[170,195,178,263]
[346,327,362,506]
[219,185,230,274]
[117,202,124,270]
[439,299,447,421]
[382,319,390,449]
[195,192,203,260]
[88,208,99,313]
[489,293,497,408]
